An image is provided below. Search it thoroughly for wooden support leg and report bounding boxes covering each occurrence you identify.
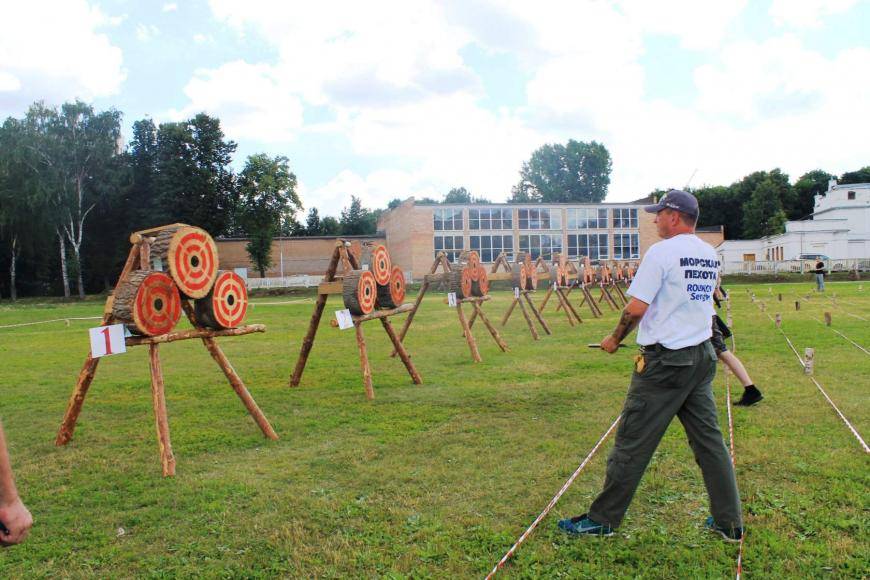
[200,336,279,440]
[55,354,101,446]
[290,293,328,387]
[149,344,176,477]
[553,287,576,326]
[516,295,540,340]
[558,288,583,324]
[392,280,431,356]
[355,323,375,400]
[524,293,552,335]
[467,307,479,330]
[381,317,423,384]
[474,302,509,352]
[457,303,482,362]
[539,286,554,311]
[501,298,519,327]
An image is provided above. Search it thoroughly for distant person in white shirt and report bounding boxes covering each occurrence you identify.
[559,190,743,542]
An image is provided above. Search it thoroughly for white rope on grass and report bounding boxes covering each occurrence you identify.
[755,299,869,453]
[811,319,870,356]
[0,316,102,330]
[485,414,622,579]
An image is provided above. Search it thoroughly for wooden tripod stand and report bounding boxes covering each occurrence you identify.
[289,240,422,400]
[55,232,277,477]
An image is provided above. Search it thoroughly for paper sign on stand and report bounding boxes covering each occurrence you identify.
[447,292,458,307]
[335,309,354,330]
[89,324,127,358]
[514,287,520,298]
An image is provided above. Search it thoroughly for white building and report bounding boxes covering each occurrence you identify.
[718,180,870,273]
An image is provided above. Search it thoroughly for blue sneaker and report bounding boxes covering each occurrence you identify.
[558,514,613,537]
[705,516,743,543]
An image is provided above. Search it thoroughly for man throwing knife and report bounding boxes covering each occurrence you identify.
[559,189,743,542]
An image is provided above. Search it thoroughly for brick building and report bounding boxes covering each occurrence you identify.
[215,199,724,281]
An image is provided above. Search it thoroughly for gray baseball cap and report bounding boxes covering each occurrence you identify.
[644,189,699,218]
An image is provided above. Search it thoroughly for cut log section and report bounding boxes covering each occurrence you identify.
[449,268,474,299]
[149,224,219,299]
[194,270,249,329]
[343,270,377,315]
[512,263,528,291]
[472,266,489,296]
[112,270,182,336]
[377,266,406,309]
[361,244,392,286]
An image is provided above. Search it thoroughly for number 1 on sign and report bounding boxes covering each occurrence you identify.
[88,324,127,358]
[101,327,113,355]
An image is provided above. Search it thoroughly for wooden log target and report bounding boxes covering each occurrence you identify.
[377,266,406,309]
[472,266,489,296]
[362,244,392,286]
[343,270,377,315]
[194,270,249,329]
[449,268,474,299]
[512,263,528,291]
[112,270,182,336]
[149,225,219,299]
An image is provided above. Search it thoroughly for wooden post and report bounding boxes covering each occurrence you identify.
[778,293,782,301]
[501,297,519,327]
[516,294,540,340]
[290,243,341,387]
[55,354,102,446]
[456,302,482,362]
[795,300,801,311]
[824,312,832,326]
[149,344,176,477]
[558,288,583,324]
[355,323,375,400]
[524,292,552,335]
[775,313,782,328]
[538,285,554,311]
[804,347,814,375]
[380,317,422,384]
[760,302,766,312]
[473,301,509,352]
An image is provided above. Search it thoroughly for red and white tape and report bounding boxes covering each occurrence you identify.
[485,414,622,579]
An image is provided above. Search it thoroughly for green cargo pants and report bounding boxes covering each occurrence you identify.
[589,340,743,530]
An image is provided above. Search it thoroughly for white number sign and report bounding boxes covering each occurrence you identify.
[89,324,127,358]
[335,309,354,330]
[514,287,520,298]
[447,292,458,307]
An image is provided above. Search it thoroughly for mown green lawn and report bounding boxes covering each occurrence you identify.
[0,281,867,578]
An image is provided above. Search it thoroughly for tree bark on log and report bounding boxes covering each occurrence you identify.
[355,323,375,400]
[149,344,176,477]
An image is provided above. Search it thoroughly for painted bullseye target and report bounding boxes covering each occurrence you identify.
[377,266,406,308]
[164,226,219,299]
[473,266,489,296]
[368,244,392,286]
[132,271,181,336]
[512,263,527,291]
[195,270,249,329]
[343,270,377,315]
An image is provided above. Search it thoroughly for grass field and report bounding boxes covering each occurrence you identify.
[0,281,867,578]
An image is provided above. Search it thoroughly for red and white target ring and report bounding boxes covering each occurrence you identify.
[389,266,406,306]
[211,271,248,328]
[133,272,181,336]
[476,266,490,295]
[357,270,377,314]
[370,244,392,286]
[169,227,219,299]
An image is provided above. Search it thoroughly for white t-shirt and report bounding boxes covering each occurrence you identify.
[626,233,719,349]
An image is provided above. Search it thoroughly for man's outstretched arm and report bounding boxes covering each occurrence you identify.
[600,298,649,353]
[0,421,33,546]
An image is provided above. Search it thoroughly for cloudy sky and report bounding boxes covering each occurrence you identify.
[1,0,868,216]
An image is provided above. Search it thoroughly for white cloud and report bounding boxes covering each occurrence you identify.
[167,60,305,143]
[162,2,178,12]
[0,0,125,115]
[769,0,858,29]
[192,33,210,44]
[188,0,870,210]
[0,72,22,92]
[136,24,160,42]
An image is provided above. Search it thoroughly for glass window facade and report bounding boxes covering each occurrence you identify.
[469,208,512,230]
[518,208,561,230]
[434,235,464,262]
[519,234,562,260]
[613,233,639,259]
[613,208,638,228]
[567,233,609,260]
[433,208,463,231]
[567,208,608,229]
[470,235,513,263]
